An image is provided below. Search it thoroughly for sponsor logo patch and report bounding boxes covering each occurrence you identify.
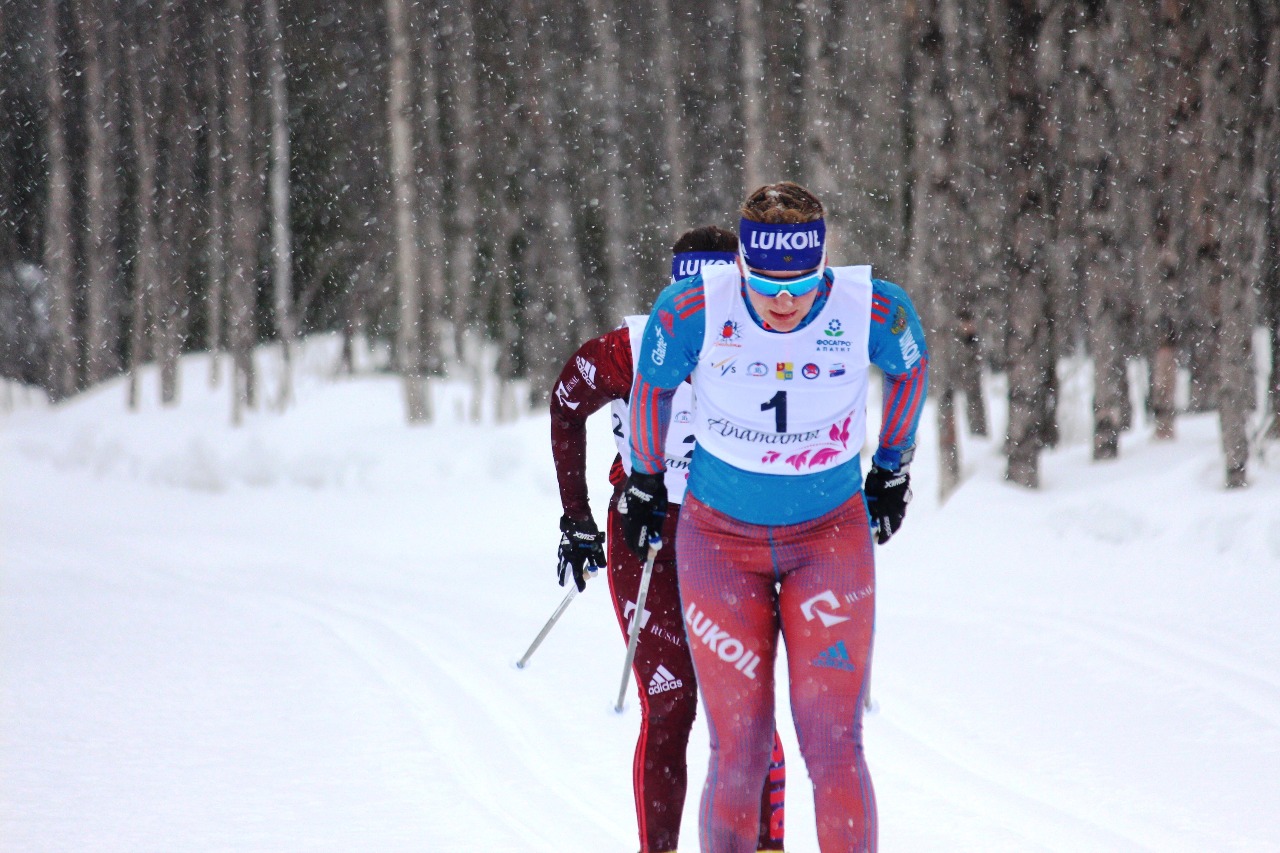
[891,305,908,336]
[898,327,922,370]
[575,355,597,388]
[817,319,852,353]
[624,599,652,630]
[712,356,737,377]
[554,376,581,410]
[648,664,685,695]
[800,590,851,627]
[648,623,685,647]
[718,320,742,343]
[776,362,793,380]
[748,229,823,251]
[686,603,762,679]
[812,640,858,672]
[829,362,846,377]
[748,361,769,377]
[705,417,820,445]
[801,363,820,380]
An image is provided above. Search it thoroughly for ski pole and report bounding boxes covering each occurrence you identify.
[516,582,583,669]
[614,534,662,713]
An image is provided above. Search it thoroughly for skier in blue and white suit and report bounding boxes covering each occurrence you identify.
[619,181,928,852]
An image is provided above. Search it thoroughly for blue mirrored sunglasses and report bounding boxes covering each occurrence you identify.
[739,254,827,299]
[738,243,826,298]
[743,268,824,297]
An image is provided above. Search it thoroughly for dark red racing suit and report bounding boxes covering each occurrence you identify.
[551,326,786,853]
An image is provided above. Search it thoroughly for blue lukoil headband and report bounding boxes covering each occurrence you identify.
[738,218,826,271]
[671,251,737,283]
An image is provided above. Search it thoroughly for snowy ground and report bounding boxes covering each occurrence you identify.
[3,337,1279,852]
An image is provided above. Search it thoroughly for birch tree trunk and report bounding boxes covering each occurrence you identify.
[490,3,527,422]
[1263,13,1280,438]
[418,4,446,389]
[42,0,76,400]
[445,0,481,418]
[1131,4,1182,440]
[385,0,427,422]
[801,0,841,252]
[1072,0,1135,459]
[1205,1,1263,487]
[204,5,227,388]
[156,8,187,406]
[584,0,634,323]
[264,0,295,409]
[652,0,687,232]
[126,35,159,411]
[1002,0,1056,488]
[226,0,259,423]
[739,0,765,193]
[76,0,122,385]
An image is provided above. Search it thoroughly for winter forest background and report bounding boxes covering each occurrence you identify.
[2,0,1279,492]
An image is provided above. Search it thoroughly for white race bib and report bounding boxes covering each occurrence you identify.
[691,264,873,476]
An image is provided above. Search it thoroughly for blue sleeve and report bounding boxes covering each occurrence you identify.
[628,276,707,475]
[868,279,929,470]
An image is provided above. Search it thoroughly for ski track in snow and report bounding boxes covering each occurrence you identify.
[276,594,619,852]
[1012,610,1280,730]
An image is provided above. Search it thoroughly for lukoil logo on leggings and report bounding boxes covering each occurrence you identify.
[685,603,762,679]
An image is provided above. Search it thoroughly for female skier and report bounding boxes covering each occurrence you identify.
[621,182,928,852]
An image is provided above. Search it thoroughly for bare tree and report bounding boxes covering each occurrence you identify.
[417,3,446,390]
[226,0,260,423]
[264,0,295,409]
[443,0,481,418]
[582,0,634,323]
[1261,10,1280,439]
[41,0,75,400]
[386,0,428,422]
[76,0,123,385]
[739,0,765,192]
[1001,0,1057,488]
[125,31,159,411]
[651,0,687,232]
[1204,1,1264,487]
[1069,1,1137,459]
[203,5,227,388]
[156,7,196,407]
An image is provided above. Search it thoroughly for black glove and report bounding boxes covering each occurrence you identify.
[557,514,605,592]
[864,465,912,544]
[619,471,667,556]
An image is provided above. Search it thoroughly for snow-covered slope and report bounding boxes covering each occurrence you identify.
[4,339,1279,852]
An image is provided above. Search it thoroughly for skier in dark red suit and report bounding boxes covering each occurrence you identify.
[550,226,786,853]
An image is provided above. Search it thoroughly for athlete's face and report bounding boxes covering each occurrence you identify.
[741,262,821,332]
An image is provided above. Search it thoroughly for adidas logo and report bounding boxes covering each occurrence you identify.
[812,640,858,672]
[648,664,684,695]
[575,355,597,388]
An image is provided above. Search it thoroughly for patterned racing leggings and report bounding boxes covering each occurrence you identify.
[676,491,877,853]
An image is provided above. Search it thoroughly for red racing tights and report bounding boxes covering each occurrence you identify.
[675,492,877,853]
[607,493,785,852]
